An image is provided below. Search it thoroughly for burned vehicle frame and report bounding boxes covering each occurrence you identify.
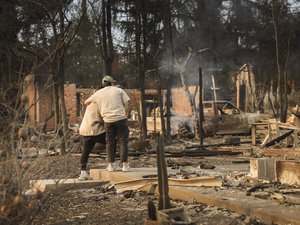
[202,101,269,136]
[146,100,269,137]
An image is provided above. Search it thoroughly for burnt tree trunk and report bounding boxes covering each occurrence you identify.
[163,0,174,140]
[100,0,114,76]
[57,5,68,154]
[272,0,287,122]
[155,60,166,139]
[52,70,60,132]
[198,67,204,145]
[135,0,147,138]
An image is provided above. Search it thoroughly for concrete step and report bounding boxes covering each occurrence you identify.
[30,178,108,192]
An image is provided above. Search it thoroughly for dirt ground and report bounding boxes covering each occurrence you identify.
[12,137,269,225]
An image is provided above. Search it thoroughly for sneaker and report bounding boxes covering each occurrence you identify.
[78,172,93,181]
[107,162,122,172]
[107,163,116,172]
[122,162,131,172]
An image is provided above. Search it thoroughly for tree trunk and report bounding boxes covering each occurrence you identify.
[57,4,68,154]
[155,59,166,138]
[272,0,286,122]
[198,68,204,145]
[100,0,114,76]
[52,67,60,132]
[163,0,174,140]
[135,0,147,138]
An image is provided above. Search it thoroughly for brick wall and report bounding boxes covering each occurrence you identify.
[23,75,55,130]
[171,86,198,116]
[64,84,78,124]
[24,75,197,130]
[23,75,36,125]
[37,78,54,130]
[67,85,94,125]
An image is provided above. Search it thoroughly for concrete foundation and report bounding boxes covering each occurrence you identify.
[250,158,300,185]
[276,160,300,185]
[30,178,108,192]
[91,167,300,225]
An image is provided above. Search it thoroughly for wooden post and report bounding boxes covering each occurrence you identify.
[153,96,156,133]
[236,75,240,109]
[294,130,299,148]
[276,120,280,138]
[268,122,272,141]
[252,124,257,145]
[210,75,219,101]
[198,68,204,145]
[157,134,171,210]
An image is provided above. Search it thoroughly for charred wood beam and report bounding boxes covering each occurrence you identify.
[263,130,294,148]
[161,150,240,158]
[95,150,241,158]
[156,134,171,210]
[94,148,241,158]
[186,141,252,149]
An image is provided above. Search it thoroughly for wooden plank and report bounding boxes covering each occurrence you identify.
[252,124,256,145]
[113,177,222,192]
[294,130,299,148]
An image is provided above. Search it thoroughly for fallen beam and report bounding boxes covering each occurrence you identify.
[255,149,300,158]
[186,141,252,149]
[163,150,241,157]
[263,130,294,148]
[113,177,222,192]
[95,150,241,158]
[210,146,252,155]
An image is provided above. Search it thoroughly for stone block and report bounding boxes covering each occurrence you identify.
[249,158,276,181]
[276,160,300,185]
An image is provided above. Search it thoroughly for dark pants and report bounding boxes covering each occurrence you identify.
[80,133,106,170]
[104,119,129,163]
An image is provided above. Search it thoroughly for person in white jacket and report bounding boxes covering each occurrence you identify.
[78,101,106,180]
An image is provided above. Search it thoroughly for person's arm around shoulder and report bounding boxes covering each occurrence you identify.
[84,92,98,106]
[84,98,92,106]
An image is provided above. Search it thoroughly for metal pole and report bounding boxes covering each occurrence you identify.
[199,68,204,145]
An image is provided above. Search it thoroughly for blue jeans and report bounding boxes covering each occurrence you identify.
[104,119,129,163]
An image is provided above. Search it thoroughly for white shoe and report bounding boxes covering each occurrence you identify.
[122,162,131,172]
[108,163,116,172]
[78,171,93,181]
[107,162,122,172]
